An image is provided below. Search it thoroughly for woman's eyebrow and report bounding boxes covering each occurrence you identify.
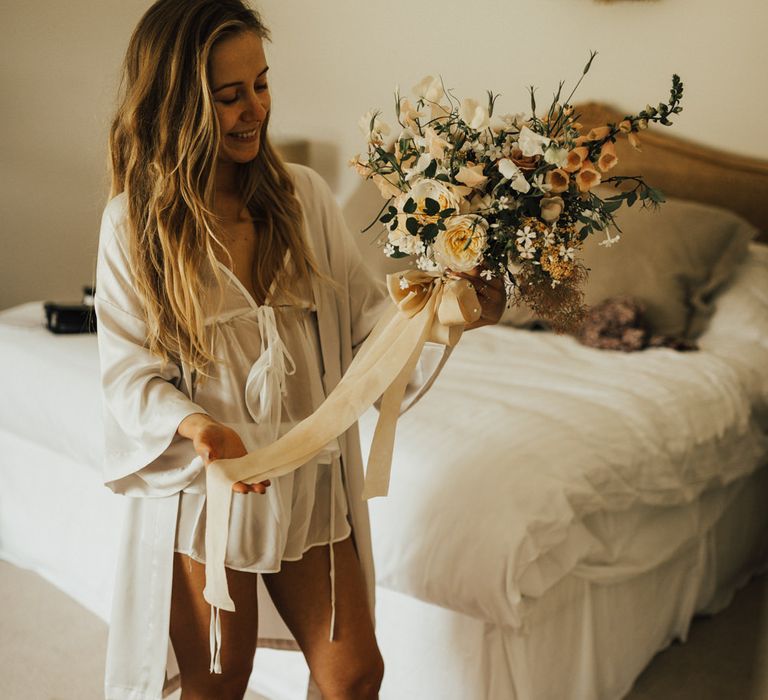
[212,66,269,93]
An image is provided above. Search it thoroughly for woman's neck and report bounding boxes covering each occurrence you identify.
[214,161,245,221]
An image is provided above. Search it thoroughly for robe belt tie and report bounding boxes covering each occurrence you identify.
[203,272,480,671]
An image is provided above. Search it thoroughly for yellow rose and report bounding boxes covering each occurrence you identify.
[433,215,488,272]
[540,195,565,223]
[545,168,570,193]
[575,161,601,192]
[597,141,618,172]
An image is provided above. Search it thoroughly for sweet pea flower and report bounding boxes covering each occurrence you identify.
[455,163,488,189]
[497,158,531,193]
[398,98,424,128]
[358,110,391,143]
[544,144,569,168]
[424,127,450,159]
[372,172,403,199]
[413,75,445,103]
[459,98,490,131]
[518,126,551,157]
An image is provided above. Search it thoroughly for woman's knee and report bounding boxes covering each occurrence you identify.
[178,664,253,700]
[317,652,385,700]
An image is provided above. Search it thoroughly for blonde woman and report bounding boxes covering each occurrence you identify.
[96,1,505,698]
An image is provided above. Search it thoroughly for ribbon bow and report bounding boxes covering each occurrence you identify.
[244,306,296,441]
[203,272,480,614]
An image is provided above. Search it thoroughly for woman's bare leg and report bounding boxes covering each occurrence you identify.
[170,553,259,700]
[262,536,384,700]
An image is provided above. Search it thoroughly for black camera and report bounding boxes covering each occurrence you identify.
[44,286,97,334]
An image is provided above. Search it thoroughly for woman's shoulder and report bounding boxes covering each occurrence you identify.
[286,164,336,213]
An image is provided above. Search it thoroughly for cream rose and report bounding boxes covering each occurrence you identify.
[432,215,488,272]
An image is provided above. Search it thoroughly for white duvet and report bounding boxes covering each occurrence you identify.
[361,244,768,627]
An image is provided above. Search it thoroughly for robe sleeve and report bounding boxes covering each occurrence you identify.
[310,171,453,414]
[95,195,208,496]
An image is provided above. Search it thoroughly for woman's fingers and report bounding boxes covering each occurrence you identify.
[232,478,271,494]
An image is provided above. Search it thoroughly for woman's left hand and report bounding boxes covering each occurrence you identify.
[452,267,507,331]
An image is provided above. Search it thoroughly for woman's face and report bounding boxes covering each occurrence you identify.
[209,31,271,164]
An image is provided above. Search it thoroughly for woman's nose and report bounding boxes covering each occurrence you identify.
[243,92,268,122]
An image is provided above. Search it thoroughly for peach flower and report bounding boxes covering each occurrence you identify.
[586,125,612,142]
[563,146,589,173]
[509,147,540,172]
[455,163,489,189]
[597,142,618,172]
[576,162,601,192]
[545,168,570,194]
[540,196,565,223]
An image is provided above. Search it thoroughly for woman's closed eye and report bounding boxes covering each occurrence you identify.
[216,83,268,105]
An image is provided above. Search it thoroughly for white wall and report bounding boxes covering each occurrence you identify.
[1,0,765,308]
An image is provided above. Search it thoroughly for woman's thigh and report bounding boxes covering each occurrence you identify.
[262,537,384,698]
[169,552,259,698]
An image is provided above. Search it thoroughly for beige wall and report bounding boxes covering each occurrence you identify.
[2,0,765,309]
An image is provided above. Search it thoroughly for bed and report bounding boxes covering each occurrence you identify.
[1,105,767,700]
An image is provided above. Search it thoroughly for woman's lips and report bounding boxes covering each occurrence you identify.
[229,127,260,142]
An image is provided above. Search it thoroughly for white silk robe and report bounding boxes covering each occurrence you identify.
[95,164,451,700]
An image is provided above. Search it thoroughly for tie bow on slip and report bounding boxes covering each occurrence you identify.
[202,271,480,658]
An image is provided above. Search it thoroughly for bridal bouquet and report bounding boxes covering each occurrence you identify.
[351,54,683,330]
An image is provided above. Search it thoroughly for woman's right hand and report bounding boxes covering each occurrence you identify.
[177,413,271,494]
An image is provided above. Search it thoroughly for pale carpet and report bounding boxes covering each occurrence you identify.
[0,559,765,700]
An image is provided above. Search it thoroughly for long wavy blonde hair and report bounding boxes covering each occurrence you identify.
[109,0,321,380]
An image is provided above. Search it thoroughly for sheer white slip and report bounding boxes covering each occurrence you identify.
[159,259,347,672]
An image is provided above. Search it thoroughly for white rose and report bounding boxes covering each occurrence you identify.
[432,215,488,272]
[398,179,463,222]
[518,126,551,157]
[459,98,490,131]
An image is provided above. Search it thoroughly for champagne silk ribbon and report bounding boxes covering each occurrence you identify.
[203,271,480,611]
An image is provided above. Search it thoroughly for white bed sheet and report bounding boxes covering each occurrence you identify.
[361,243,768,627]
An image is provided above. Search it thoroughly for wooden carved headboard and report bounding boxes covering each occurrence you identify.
[575,102,768,242]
